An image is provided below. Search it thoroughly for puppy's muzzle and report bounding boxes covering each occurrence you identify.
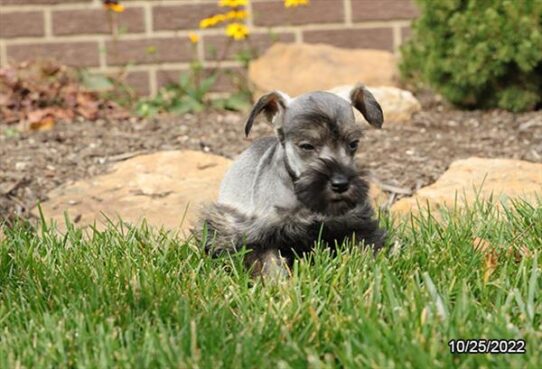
[330,173,350,193]
[293,157,368,216]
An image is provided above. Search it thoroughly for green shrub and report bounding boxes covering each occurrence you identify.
[400,0,542,111]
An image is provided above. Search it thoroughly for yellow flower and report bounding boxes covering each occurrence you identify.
[199,17,215,29]
[213,13,227,23]
[236,10,248,20]
[188,32,200,44]
[284,0,309,8]
[225,10,248,20]
[103,0,125,13]
[226,23,249,40]
[219,0,247,8]
[199,13,232,29]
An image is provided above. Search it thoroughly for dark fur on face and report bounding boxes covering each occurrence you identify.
[294,157,369,216]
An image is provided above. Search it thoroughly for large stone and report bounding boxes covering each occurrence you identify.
[33,149,389,235]
[32,151,232,236]
[249,43,397,97]
[329,85,421,123]
[392,158,542,216]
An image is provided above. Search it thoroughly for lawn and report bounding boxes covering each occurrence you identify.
[1,201,540,369]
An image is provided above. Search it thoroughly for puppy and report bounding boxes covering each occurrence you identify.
[198,85,386,277]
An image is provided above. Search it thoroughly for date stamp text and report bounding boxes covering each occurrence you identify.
[448,339,526,354]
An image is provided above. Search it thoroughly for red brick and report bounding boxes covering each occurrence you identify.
[52,8,144,36]
[352,0,418,22]
[211,67,246,93]
[303,28,394,51]
[7,41,100,67]
[124,71,150,96]
[157,67,244,93]
[253,0,343,27]
[204,32,295,61]
[0,0,89,4]
[153,4,219,31]
[0,11,44,38]
[106,38,195,66]
[157,68,186,90]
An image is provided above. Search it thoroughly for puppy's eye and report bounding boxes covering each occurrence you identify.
[299,143,315,151]
[349,140,359,151]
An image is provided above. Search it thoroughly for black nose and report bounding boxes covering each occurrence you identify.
[330,174,350,193]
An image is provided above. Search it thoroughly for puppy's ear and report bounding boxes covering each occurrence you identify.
[350,85,384,128]
[244,91,290,137]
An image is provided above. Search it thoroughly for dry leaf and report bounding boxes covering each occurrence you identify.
[472,237,498,283]
[30,116,55,131]
[483,250,498,283]
[27,108,50,124]
[77,104,99,120]
[51,107,75,121]
[420,306,430,325]
[473,237,491,253]
[506,244,533,263]
[1,60,131,126]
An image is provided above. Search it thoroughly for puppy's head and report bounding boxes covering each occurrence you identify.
[245,85,383,216]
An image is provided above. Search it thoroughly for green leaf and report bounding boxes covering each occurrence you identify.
[198,75,217,96]
[80,72,114,92]
[178,73,192,91]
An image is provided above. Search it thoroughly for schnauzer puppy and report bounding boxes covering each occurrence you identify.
[198,84,386,277]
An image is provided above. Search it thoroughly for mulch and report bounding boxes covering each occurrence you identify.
[1,98,541,224]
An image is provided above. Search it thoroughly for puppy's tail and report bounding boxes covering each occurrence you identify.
[193,203,254,255]
[194,203,317,256]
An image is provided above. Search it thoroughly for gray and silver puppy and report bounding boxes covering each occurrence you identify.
[199,85,386,277]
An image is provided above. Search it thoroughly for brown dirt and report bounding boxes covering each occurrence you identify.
[1,103,541,224]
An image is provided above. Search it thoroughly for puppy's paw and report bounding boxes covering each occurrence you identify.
[246,248,290,279]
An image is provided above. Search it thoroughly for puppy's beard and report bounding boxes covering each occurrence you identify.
[293,158,369,216]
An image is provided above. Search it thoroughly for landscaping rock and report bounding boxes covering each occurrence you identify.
[33,150,387,234]
[32,150,232,235]
[249,43,397,97]
[391,158,542,216]
[329,85,422,123]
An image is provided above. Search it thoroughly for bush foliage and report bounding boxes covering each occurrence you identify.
[400,0,542,111]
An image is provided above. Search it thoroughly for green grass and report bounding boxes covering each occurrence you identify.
[1,200,541,369]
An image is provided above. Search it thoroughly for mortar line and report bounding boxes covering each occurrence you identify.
[97,59,242,73]
[1,20,411,46]
[295,28,303,44]
[392,23,401,54]
[43,8,53,39]
[245,0,255,28]
[197,35,205,62]
[148,67,157,96]
[0,41,7,67]
[344,0,353,26]
[0,0,217,11]
[144,2,153,36]
[98,38,107,70]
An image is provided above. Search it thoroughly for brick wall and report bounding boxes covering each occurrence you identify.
[0,0,417,96]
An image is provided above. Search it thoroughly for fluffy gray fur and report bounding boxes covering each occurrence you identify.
[196,85,386,277]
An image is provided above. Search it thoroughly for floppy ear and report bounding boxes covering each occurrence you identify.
[350,84,384,128]
[244,91,290,137]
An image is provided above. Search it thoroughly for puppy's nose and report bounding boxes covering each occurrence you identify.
[330,174,350,193]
